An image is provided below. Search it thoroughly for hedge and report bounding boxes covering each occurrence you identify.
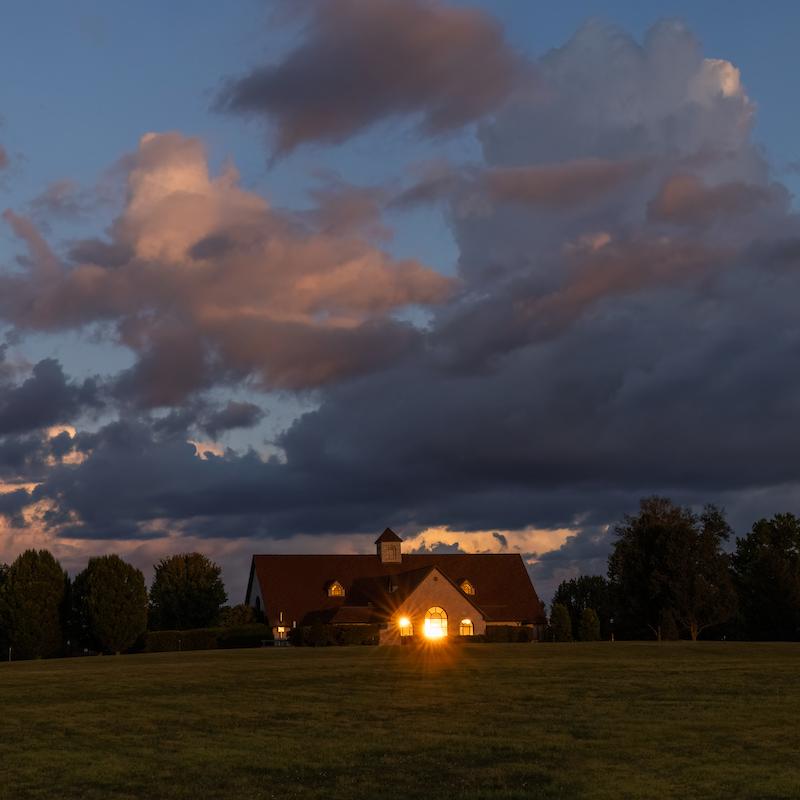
[144,624,273,653]
[484,625,536,643]
[288,624,380,646]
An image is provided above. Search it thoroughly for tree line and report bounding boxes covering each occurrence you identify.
[550,497,800,642]
[0,551,255,660]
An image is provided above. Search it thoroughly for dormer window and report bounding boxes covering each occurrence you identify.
[327,580,345,597]
[460,579,476,596]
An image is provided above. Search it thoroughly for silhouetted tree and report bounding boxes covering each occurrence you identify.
[553,575,613,638]
[74,555,148,654]
[0,550,66,659]
[0,562,8,656]
[550,603,573,642]
[149,553,227,630]
[218,603,260,627]
[732,514,800,640]
[609,498,736,640]
[670,506,737,641]
[578,608,601,642]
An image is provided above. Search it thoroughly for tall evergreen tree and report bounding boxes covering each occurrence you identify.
[550,603,573,642]
[74,555,148,654]
[0,550,66,659]
[578,608,601,642]
[149,553,227,630]
[732,514,800,640]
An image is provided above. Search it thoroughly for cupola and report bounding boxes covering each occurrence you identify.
[375,527,403,564]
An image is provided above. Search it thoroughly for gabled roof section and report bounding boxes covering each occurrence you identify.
[375,527,403,544]
[249,552,546,627]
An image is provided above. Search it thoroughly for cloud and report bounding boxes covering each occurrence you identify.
[0,358,101,437]
[201,401,265,439]
[7,17,800,596]
[0,132,452,405]
[29,179,88,221]
[215,0,524,155]
[0,145,8,171]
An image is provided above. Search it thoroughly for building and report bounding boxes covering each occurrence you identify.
[245,528,547,644]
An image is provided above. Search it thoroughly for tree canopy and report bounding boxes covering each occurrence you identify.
[74,555,148,654]
[608,497,736,641]
[149,553,227,630]
[0,549,66,659]
[553,575,612,639]
[550,602,573,642]
[732,514,800,641]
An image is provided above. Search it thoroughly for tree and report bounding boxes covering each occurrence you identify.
[732,514,800,640]
[609,498,736,641]
[670,506,737,642]
[0,563,8,655]
[218,603,260,627]
[74,555,148,654]
[149,553,227,630]
[578,608,601,642]
[553,575,612,639]
[0,550,66,659]
[550,603,573,642]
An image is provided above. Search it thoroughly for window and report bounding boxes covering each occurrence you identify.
[423,607,448,639]
[327,581,345,597]
[459,619,474,636]
[459,579,475,595]
[254,597,261,612]
[398,616,414,637]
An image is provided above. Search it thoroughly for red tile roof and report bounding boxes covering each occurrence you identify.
[247,552,546,627]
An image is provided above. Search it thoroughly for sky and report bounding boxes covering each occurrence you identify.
[2,0,800,604]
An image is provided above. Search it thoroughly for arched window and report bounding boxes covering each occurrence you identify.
[423,607,448,639]
[459,618,474,636]
[459,579,476,596]
[327,580,345,597]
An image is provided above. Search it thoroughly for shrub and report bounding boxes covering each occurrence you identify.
[289,624,380,646]
[218,603,261,627]
[578,608,601,642]
[144,624,273,652]
[484,625,535,643]
[218,624,273,649]
[550,603,573,642]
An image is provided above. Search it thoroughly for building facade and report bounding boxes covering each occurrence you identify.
[245,528,547,644]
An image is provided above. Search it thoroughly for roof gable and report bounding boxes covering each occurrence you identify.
[375,527,403,543]
[249,552,545,627]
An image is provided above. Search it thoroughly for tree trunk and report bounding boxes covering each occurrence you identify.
[690,622,698,642]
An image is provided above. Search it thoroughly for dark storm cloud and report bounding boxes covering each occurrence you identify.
[215,0,524,155]
[202,401,265,439]
[0,358,101,436]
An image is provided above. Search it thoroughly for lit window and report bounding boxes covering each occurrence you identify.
[327,581,345,597]
[398,616,414,637]
[459,619,474,636]
[460,580,475,596]
[423,607,448,640]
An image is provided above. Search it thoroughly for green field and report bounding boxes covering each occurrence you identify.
[1,643,799,799]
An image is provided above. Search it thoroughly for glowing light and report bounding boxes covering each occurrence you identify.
[423,607,448,640]
[423,621,445,640]
[398,616,413,637]
[398,616,410,628]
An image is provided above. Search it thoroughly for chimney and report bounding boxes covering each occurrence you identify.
[375,527,403,564]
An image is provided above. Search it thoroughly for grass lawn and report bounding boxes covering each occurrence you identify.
[1,642,799,799]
